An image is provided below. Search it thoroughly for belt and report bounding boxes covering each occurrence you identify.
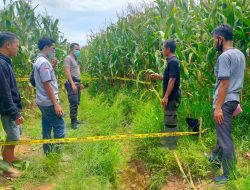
[66,79,81,84]
[72,77,81,83]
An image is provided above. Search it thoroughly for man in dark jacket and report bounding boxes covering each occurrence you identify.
[0,32,23,177]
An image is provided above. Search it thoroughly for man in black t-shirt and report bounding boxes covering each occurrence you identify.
[151,39,181,149]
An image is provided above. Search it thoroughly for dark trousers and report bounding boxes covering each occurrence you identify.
[163,98,180,149]
[38,105,66,155]
[212,101,238,177]
[65,81,81,124]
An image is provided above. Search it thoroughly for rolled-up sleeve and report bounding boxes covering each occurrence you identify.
[218,54,231,80]
[38,62,52,83]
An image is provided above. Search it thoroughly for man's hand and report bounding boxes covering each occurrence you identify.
[214,79,228,125]
[15,116,24,125]
[54,103,63,116]
[214,107,224,125]
[150,73,161,80]
[80,84,84,90]
[161,97,169,107]
[71,83,78,93]
[51,57,58,68]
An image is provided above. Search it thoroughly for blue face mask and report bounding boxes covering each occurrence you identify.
[74,50,81,57]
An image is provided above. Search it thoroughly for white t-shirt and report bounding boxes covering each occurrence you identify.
[34,53,59,106]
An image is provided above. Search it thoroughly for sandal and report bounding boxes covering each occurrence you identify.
[3,168,22,179]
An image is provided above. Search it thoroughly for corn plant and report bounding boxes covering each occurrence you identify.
[82,0,250,97]
[0,0,69,106]
[0,0,69,77]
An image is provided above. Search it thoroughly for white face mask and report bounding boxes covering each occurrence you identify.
[48,49,55,60]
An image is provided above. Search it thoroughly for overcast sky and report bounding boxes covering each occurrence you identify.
[0,0,152,46]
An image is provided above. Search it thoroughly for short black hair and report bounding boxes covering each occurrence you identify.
[212,24,233,41]
[0,32,19,48]
[163,39,176,53]
[38,37,55,51]
[70,43,80,50]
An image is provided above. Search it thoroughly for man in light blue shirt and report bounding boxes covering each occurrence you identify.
[210,24,246,183]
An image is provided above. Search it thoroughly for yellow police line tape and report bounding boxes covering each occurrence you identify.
[16,78,30,82]
[109,76,151,85]
[0,131,205,146]
[15,77,65,82]
[16,77,152,85]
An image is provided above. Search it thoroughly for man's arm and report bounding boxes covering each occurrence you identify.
[0,63,23,124]
[64,66,77,93]
[162,78,176,106]
[64,57,77,93]
[151,73,163,80]
[39,61,63,116]
[162,61,178,106]
[214,79,229,125]
[43,81,63,116]
[214,54,231,125]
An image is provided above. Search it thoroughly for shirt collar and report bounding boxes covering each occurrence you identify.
[0,53,12,65]
[37,52,49,60]
[166,55,177,61]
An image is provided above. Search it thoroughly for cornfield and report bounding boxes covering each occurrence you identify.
[83,0,249,96]
[0,0,68,77]
[0,1,250,189]
[0,0,69,106]
[1,0,249,107]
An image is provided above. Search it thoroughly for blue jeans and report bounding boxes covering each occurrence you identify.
[38,105,66,155]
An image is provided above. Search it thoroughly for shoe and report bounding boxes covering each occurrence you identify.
[214,175,229,183]
[161,140,177,150]
[76,120,84,125]
[204,153,221,168]
[71,123,78,130]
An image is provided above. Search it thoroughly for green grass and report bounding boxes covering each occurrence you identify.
[130,86,250,190]
[1,91,130,189]
[0,85,249,190]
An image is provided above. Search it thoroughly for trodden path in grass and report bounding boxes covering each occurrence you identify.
[0,91,249,190]
[0,91,152,190]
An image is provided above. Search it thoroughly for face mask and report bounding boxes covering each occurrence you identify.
[216,39,223,52]
[48,49,55,60]
[74,50,81,57]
